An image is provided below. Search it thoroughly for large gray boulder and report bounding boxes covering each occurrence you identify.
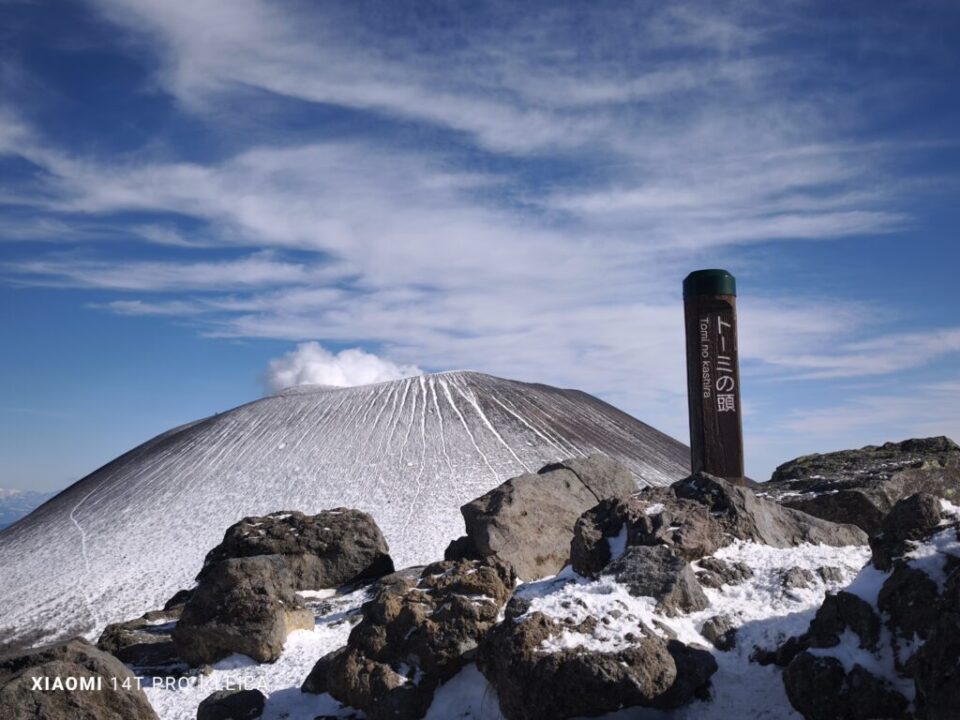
[572,472,866,577]
[457,455,636,579]
[0,637,159,720]
[477,610,716,720]
[315,557,516,720]
[760,437,960,534]
[200,509,394,590]
[173,555,314,665]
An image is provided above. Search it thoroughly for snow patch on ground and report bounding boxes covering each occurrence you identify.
[425,664,504,720]
[940,498,960,517]
[906,525,960,589]
[843,560,891,606]
[607,523,629,562]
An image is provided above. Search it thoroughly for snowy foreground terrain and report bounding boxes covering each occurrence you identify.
[0,371,688,648]
[142,541,874,720]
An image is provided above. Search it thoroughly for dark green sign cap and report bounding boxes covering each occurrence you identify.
[683,269,736,298]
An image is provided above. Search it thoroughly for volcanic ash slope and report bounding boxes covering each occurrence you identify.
[0,371,688,648]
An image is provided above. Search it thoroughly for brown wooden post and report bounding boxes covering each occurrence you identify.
[683,269,745,484]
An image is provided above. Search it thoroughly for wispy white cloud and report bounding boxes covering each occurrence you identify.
[6,251,315,291]
[779,380,960,441]
[264,341,422,392]
[761,328,960,379]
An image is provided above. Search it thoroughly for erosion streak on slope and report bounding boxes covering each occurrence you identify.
[398,376,431,544]
[429,377,455,475]
[452,377,531,473]
[440,376,499,481]
[490,394,563,450]
[508,390,585,459]
[68,485,103,631]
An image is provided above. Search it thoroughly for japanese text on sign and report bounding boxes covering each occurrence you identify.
[699,314,737,413]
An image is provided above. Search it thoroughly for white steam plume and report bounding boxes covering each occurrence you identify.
[265,342,422,392]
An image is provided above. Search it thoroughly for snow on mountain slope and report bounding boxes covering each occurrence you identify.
[0,371,689,649]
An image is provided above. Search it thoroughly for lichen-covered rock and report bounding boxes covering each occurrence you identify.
[673,473,867,548]
[460,455,636,580]
[606,545,708,615]
[199,509,394,590]
[320,557,516,720]
[477,610,716,720]
[173,555,314,665]
[572,490,724,572]
[0,637,159,720]
[761,437,960,534]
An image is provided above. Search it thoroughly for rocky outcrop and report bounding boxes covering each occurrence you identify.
[761,437,960,534]
[0,637,159,720]
[173,555,314,665]
[606,545,708,615]
[477,610,716,720]
[913,580,960,720]
[771,493,960,719]
[456,455,635,579]
[870,492,943,571]
[200,509,394,590]
[313,557,515,720]
[97,606,184,675]
[196,688,265,720]
[783,652,908,720]
[572,472,866,577]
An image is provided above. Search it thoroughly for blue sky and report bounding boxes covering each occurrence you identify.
[1,0,959,491]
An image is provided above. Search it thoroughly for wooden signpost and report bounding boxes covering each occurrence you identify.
[683,269,745,484]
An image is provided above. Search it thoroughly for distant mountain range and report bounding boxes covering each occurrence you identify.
[0,488,55,530]
[0,370,690,648]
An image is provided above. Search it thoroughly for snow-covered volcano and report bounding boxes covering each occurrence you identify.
[0,371,688,648]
